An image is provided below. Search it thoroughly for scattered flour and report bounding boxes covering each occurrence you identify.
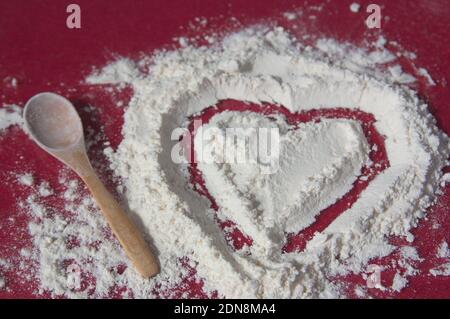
[437,241,449,258]
[354,285,367,298]
[24,177,132,298]
[18,173,34,187]
[0,276,5,290]
[38,182,54,197]
[283,12,298,21]
[84,27,449,298]
[440,173,450,187]
[178,37,189,47]
[392,246,422,289]
[3,26,448,298]
[418,67,436,86]
[430,263,450,276]
[391,272,408,292]
[350,3,361,13]
[429,240,450,277]
[0,105,23,132]
[388,65,416,84]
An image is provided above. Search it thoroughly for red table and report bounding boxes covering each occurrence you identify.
[0,0,449,298]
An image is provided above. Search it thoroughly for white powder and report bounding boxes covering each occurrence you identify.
[440,173,450,187]
[430,263,450,277]
[430,241,450,277]
[38,182,54,197]
[5,26,448,298]
[283,12,298,21]
[354,285,367,298]
[0,105,23,132]
[350,3,361,13]
[388,65,416,84]
[20,248,32,258]
[24,177,132,298]
[18,173,34,187]
[437,241,449,258]
[418,67,436,86]
[197,113,369,249]
[84,27,449,298]
[391,272,408,292]
[178,37,189,47]
[0,276,5,290]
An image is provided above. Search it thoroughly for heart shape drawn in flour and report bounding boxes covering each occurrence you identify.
[187,100,389,253]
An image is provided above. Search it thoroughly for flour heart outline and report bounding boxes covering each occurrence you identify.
[187,101,382,258]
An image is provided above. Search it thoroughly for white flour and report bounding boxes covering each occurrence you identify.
[0,105,22,132]
[197,113,370,252]
[18,173,34,187]
[85,27,449,298]
[437,241,449,258]
[350,3,361,13]
[0,276,5,290]
[430,263,450,277]
[430,241,450,277]
[2,26,449,298]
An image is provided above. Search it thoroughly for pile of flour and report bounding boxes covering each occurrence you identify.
[197,112,370,257]
[0,105,23,131]
[2,26,448,298]
[83,26,449,298]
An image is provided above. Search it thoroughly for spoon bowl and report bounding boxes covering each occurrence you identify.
[24,93,83,150]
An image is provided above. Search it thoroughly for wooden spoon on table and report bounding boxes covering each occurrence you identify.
[24,92,159,278]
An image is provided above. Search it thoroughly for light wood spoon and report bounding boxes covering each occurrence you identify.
[24,92,160,278]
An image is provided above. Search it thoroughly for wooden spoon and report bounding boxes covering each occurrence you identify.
[24,92,160,278]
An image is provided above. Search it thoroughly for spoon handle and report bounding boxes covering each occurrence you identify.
[81,170,160,278]
[56,145,161,278]
[82,168,159,278]
[54,145,160,278]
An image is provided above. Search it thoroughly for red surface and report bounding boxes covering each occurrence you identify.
[0,0,449,298]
